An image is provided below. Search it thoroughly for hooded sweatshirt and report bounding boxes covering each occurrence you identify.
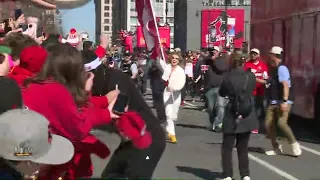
[203,56,229,91]
[9,46,47,86]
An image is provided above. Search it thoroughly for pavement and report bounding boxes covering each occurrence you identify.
[90,92,320,180]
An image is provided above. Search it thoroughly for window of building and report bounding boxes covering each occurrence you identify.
[104,6,110,11]
[156,0,163,2]
[104,19,110,23]
[104,26,110,32]
[130,17,138,25]
[104,12,110,17]
[167,17,174,23]
[105,0,110,4]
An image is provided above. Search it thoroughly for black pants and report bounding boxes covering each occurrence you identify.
[101,126,166,179]
[222,132,250,178]
[151,80,166,124]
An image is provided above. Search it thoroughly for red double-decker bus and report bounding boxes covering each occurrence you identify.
[251,0,320,125]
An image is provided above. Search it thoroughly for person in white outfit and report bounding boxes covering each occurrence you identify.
[162,52,186,143]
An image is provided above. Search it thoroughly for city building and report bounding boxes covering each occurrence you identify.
[174,0,251,52]
[97,0,113,39]
[127,0,175,48]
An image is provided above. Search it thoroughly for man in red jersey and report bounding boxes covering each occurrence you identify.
[244,48,268,134]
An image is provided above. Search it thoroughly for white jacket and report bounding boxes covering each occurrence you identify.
[162,64,186,120]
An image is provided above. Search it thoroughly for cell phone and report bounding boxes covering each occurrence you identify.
[19,24,28,31]
[112,93,129,114]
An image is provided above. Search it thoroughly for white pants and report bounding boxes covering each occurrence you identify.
[163,89,181,135]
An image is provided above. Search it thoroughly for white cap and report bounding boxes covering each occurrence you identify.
[270,46,283,55]
[250,48,260,54]
[213,46,220,52]
[0,109,74,165]
[174,47,181,52]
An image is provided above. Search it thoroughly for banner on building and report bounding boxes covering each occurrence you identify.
[201,9,244,48]
[136,26,170,49]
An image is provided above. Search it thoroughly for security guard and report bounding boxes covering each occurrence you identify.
[120,50,139,82]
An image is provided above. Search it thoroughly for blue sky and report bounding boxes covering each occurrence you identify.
[60,1,96,41]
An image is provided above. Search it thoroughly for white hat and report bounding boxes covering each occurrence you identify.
[66,28,80,47]
[0,109,74,165]
[174,47,181,52]
[250,48,260,54]
[270,46,283,55]
[213,46,220,52]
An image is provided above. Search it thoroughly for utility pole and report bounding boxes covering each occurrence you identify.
[224,0,228,50]
[163,0,167,25]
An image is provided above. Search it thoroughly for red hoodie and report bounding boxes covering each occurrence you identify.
[9,46,47,86]
[22,81,112,179]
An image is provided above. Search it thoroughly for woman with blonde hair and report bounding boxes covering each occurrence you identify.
[162,52,186,143]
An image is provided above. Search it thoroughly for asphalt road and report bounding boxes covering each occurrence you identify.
[90,93,320,180]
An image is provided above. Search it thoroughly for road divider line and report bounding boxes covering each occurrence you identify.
[248,153,299,180]
[300,145,320,156]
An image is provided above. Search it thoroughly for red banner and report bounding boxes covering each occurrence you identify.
[124,35,133,53]
[201,9,244,48]
[136,26,170,49]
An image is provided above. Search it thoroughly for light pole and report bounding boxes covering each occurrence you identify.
[224,0,228,50]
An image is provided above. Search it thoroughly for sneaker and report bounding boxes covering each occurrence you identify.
[243,176,251,180]
[265,145,283,156]
[291,142,302,156]
[251,129,259,134]
[222,177,232,180]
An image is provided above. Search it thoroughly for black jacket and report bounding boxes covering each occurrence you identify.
[219,68,258,134]
[203,56,228,91]
[91,64,161,131]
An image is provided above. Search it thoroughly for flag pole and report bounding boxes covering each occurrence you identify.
[148,0,166,61]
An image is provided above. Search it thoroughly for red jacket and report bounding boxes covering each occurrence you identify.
[22,81,112,179]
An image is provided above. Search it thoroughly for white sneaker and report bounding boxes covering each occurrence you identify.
[243,176,251,180]
[265,145,283,155]
[222,177,232,180]
[291,142,302,156]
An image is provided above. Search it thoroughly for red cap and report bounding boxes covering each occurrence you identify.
[115,111,152,149]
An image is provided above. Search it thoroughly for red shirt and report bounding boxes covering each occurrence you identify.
[244,59,268,96]
[22,81,112,179]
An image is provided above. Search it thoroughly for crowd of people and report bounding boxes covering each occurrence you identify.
[0,7,304,180]
[0,8,167,180]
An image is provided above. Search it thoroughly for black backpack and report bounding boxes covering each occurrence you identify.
[229,72,253,119]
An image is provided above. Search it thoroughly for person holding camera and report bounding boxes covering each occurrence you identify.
[203,46,228,132]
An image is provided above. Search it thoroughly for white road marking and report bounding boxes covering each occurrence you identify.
[248,153,300,180]
[300,145,320,156]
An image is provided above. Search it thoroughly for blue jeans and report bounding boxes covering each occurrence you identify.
[205,87,227,128]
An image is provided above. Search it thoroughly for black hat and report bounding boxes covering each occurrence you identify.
[124,50,131,56]
[0,77,23,114]
[14,9,23,20]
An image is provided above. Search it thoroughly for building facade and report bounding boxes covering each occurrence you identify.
[174,0,251,52]
[99,0,113,38]
[127,0,175,48]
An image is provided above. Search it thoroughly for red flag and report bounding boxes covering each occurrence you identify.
[135,0,163,59]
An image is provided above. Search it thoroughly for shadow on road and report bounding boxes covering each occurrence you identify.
[176,123,207,130]
[176,166,223,179]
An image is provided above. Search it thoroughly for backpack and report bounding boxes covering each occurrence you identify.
[229,72,253,119]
